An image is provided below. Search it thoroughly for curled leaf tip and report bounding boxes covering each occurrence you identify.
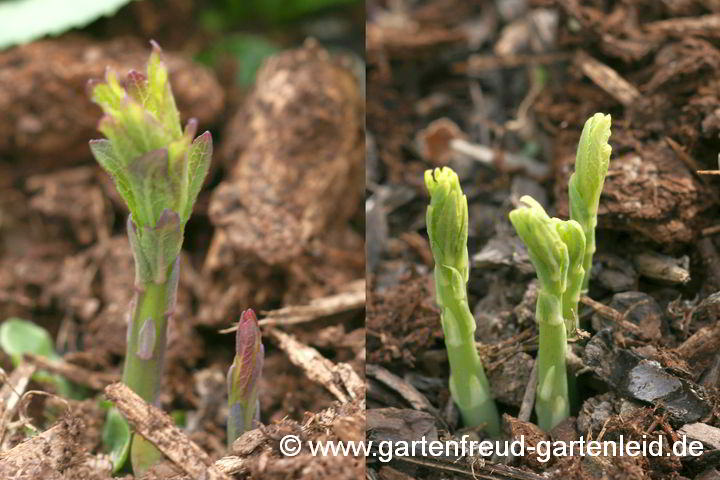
[424,166,468,274]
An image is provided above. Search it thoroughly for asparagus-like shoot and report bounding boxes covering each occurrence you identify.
[425,167,500,436]
[510,196,585,431]
[569,113,611,297]
[89,43,212,473]
[227,309,264,447]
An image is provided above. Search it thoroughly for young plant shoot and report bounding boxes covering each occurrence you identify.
[509,197,585,431]
[425,167,500,436]
[89,43,212,472]
[227,309,264,447]
[569,114,612,296]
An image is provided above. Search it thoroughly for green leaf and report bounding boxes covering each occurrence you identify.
[170,410,187,427]
[147,45,182,139]
[103,407,131,473]
[90,47,212,234]
[0,318,59,363]
[204,0,359,24]
[127,149,173,228]
[183,131,212,221]
[570,113,611,215]
[0,0,137,50]
[555,220,586,269]
[509,196,569,295]
[136,209,182,284]
[0,318,81,398]
[89,139,136,214]
[196,34,280,87]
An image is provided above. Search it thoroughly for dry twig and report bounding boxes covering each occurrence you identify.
[269,329,364,404]
[0,363,36,447]
[23,353,119,390]
[220,279,365,333]
[104,382,231,480]
[366,364,437,415]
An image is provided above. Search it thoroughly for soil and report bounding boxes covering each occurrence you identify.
[367,1,720,479]
[0,3,364,479]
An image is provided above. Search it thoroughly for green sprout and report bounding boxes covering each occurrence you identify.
[509,196,585,431]
[569,113,612,296]
[227,309,264,447]
[425,167,500,436]
[508,113,610,431]
[88,42,212,473]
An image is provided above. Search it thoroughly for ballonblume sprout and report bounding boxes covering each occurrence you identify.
[88,42,212,474]
[425,167,500,436]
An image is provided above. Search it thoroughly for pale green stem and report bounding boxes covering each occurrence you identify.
[123,258,178,473]
[434,265,500,437]
[535,290,569,431]
[578,217,596,293]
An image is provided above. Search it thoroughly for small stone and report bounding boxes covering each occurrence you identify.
[367,408,438,444]
[583,330,712,425]
[679,423,720,450]
[577,393,615,436]
[594,253,638,292]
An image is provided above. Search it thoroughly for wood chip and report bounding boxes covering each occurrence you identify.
[366,364,437,415]
[259,280,365,327]
[104,383,231,480]
[675,321,720,365]
[0,416,108,480]
[219,279,365,333]
[575,51,642,106]
[633,251,690,284]
[460,51,572,74]
[367,408,438,444]
[645,14,720,38]
[678,422,720,450]
[269,329,364,404]
[0,363,36,446]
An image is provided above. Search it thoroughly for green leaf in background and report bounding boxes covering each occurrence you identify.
[103,407,132,473]
[0,0,137,50]
[0,317,81,399]
[255,0,358,21]
[170,409,186,427]
[0,317,59,363]
[196,34,280,87]
[201,0,359,28]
